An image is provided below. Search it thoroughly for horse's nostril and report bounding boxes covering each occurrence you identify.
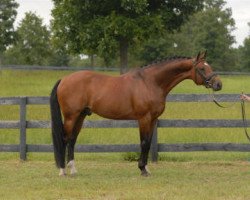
[214,81,222,91]
[218,82,222,90]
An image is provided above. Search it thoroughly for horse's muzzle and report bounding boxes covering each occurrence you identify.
[212,79,222,91]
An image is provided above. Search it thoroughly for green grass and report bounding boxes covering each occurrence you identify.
[1,69,250,96]
[1,70,250,199]
[0,70,118,96]
[0,153,250,200]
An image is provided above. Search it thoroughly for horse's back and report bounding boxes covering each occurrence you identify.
[58,70,126,95]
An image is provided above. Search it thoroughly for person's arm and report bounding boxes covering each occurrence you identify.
[241,94,250,101]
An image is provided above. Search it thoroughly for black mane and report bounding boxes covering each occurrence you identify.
[141,56,192,69]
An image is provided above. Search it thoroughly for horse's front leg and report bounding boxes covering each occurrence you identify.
[138,118,157,177]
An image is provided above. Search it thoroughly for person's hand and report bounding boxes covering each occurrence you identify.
[241,94,250,101]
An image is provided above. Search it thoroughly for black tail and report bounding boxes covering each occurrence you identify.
[50,80,66,168]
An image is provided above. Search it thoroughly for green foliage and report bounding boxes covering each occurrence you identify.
[137,33,175,64]
[238,29,250,71]
[47,49,70,66]
[186,0,236,70]
[51,0,203,70]
[3,12,51,65]
[0,0,18,53]
[123,152,140,161]
[139,0,236,70]
[1,1,249,71]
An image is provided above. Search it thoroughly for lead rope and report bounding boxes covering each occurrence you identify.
[210,90,238,108]
[210,90,250,142]
[240,99,250,142]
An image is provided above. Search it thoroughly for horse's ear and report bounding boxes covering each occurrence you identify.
[197,50,207,61]
[196,51,201,61]
[204,50,207,59]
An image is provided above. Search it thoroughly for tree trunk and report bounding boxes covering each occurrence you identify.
[90,54,94,67]
[119,39,128,74]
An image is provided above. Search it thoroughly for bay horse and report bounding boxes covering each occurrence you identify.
[50,51,222,176]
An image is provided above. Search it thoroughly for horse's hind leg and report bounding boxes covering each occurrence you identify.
[67,138,78,175]
[66,113,86,175]
[58,112,79,175]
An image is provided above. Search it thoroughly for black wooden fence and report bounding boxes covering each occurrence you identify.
[1,94,250,162]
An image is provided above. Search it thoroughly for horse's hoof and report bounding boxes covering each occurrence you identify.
[141,170,151,177]
[59,168,66,176]
[67,160,77,175]
[59,172,66,177]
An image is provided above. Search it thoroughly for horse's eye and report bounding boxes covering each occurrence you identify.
[200,67,205,72]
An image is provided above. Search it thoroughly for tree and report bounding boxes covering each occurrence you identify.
[238,23,250,71]
[4,12,51,65]
[48,36,70,66]
[173,0,236,70]
[51,0,203,73]
[137,33,174,64]
[0,0,18,54]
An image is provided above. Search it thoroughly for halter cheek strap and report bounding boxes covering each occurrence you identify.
[196,68,217,88]
[193,60,218,88]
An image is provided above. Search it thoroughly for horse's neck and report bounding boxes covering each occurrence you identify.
[149,60,193,95]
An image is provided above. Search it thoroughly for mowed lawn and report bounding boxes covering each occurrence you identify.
[1,69,250,199]
[1,153,250,200]
[1,69,250,96]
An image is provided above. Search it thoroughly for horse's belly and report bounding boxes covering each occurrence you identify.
[91,100,137,120]
[90,97,165,120]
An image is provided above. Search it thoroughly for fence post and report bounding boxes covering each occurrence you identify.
[19,97,27,160]
[150,120,158,162]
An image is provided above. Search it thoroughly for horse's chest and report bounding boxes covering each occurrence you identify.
[149,99,165,117]
[134,96,165,118]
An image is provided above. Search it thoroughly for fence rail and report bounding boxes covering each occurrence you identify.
[0,94,250,161]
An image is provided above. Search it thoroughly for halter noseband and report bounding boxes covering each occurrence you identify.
[193,60,217,88]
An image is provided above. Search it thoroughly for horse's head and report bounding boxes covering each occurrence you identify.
[192,51,222,91]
